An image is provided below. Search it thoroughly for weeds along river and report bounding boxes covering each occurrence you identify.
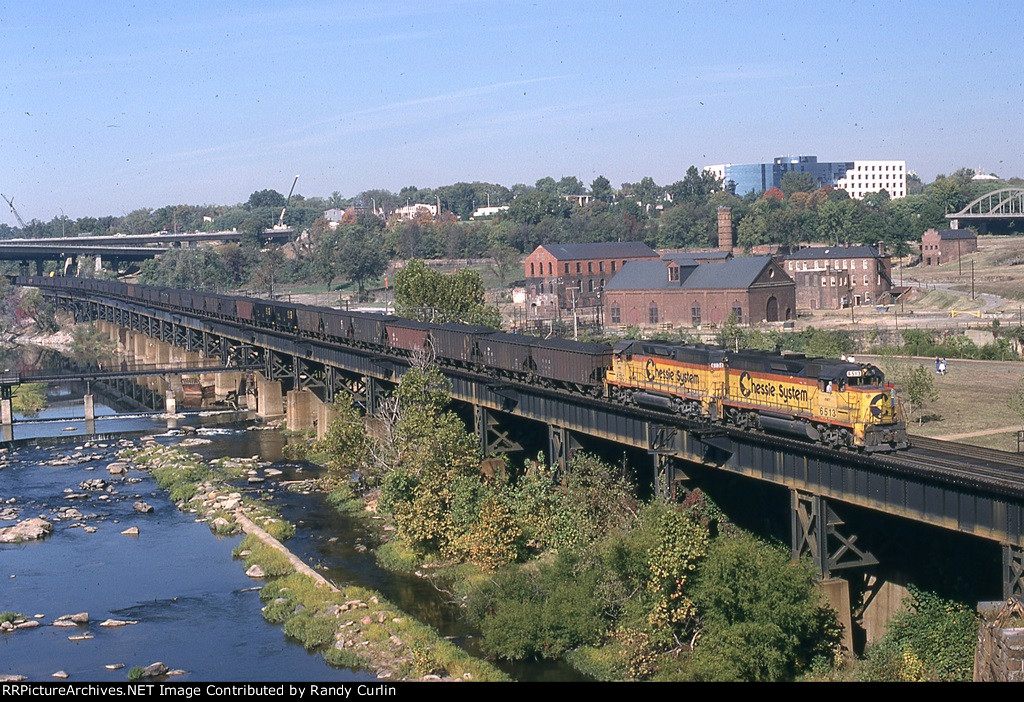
[0,384,585,682]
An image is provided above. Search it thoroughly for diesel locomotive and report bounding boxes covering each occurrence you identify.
[16,275,908,452]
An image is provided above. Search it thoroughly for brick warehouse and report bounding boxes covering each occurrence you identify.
[921,228,977,267]
[779,244,892,310]
[603,256,795,328]
[523,241,660,318]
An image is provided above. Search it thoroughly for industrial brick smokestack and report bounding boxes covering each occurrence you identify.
[717,206,734,251]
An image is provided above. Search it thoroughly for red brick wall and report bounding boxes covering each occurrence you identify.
[604,283,795,328]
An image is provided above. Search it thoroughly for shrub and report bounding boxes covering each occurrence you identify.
[859,587,977,682]
[682,533,842,682]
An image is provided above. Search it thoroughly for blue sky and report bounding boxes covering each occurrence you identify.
[1,0,1020,222]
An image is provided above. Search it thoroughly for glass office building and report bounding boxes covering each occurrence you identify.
[706,156,894,198]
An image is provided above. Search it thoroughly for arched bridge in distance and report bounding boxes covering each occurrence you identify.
[15,275,1024,650]
[947,187,1024,232]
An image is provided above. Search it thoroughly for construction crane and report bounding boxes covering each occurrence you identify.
[1,193,27,228]
[276,175,299,229]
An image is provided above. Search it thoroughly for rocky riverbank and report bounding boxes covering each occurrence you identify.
[125,442,507,682]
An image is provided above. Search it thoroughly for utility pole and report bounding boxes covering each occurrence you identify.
[971,258,975,300]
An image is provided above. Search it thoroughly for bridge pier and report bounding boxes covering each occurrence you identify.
[83,393,95,421]
[1,395,12,426]
[316,399,339,441]
[286,389,316,431]
[254,373,284,419]
[213,372,243,400]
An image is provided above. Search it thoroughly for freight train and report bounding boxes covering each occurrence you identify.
[15,275,909,453]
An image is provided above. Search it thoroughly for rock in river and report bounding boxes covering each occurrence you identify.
[0,517,53,544]
[133,501,154,514]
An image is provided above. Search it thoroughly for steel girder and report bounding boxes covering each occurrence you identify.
[475,406,523,457]
[792,490,879,579]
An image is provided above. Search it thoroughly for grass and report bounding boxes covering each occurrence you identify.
[127,445,296,541]
[250,564,509,681]
[374,538,422,573]
[0,612,25,624]
[865,354,1024,447]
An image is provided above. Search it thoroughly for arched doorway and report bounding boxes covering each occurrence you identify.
[766,296,779,322]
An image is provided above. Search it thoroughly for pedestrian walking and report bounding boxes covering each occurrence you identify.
[939,358,947,376]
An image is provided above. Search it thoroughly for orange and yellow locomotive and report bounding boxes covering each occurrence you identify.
[606,340,908,452]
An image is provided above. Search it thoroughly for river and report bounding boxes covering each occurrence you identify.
[1,381,586,682]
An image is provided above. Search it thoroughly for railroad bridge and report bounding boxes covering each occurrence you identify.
[23,279,1024,647]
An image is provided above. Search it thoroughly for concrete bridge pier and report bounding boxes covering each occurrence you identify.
[83,393,95,421]
[155,339,171,366]
[254,373,284,419]
[285,389,316,432]
[212,372,243,400]
[1,395,13,426]
[316,399,339,441]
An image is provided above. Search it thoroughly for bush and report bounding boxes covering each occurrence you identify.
[859,587,977,682]
[466,550,614,660]
[682,533,842,682]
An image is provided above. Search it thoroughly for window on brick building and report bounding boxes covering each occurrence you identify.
[691,303,701,326]
[611,304,621,324]
[530,262,535,276]
[649,302,659,325]
[731,304,742,324]
[547,262,552,275]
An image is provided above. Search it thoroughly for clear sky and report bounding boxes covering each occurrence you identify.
[1,0,1020,223]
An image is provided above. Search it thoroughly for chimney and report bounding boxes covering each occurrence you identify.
[717,206,734,251]
[877,241,886,256]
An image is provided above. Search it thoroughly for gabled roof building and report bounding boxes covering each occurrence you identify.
[603,256,795,327]
[524,242,660,318]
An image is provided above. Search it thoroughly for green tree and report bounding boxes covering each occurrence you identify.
[1008,374,1024,429]
[394,259,500,326]
[896,364,939,426]
[337,223,388,298]
[817,198,858,245]
[488,243,521,285]
[378,366,483,554]
[246,189,286,210]
[69,323,115,366]
[312,393,371,486]
[591,175,613,202]
[685,533,841,682]
[779,172,819,197]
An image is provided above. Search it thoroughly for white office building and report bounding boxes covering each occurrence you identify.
[833,160,907,199]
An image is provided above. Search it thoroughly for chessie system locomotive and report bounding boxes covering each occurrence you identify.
[18,275,909,453]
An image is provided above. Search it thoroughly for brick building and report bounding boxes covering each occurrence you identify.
[524,242,660,318]
[779,244,892,310]
[603,256,795,328]
[921,228,977,267]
